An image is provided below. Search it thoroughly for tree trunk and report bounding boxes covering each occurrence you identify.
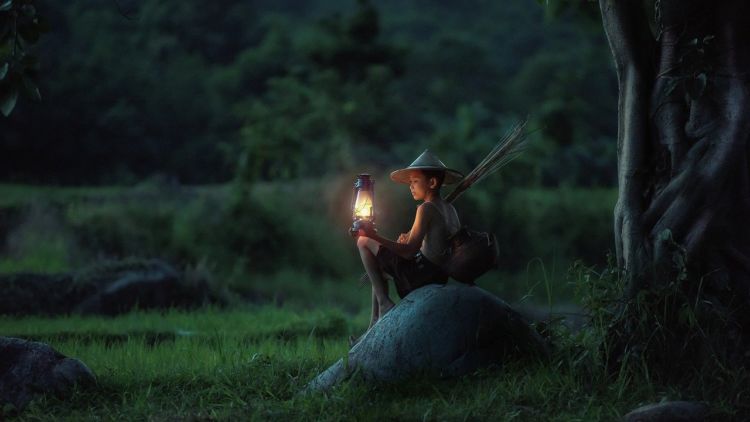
[599,0,750,374]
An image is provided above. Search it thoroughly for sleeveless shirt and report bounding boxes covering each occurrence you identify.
[419,200,461,265]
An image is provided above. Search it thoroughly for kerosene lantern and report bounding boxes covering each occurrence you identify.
[350,174,376,237]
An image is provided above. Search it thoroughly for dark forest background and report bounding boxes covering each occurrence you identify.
[1,0,617,303]
[1,0,615,187]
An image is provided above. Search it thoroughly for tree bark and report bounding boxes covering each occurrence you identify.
[599,0,750,370]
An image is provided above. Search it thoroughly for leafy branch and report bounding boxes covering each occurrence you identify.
[0,0,47,117]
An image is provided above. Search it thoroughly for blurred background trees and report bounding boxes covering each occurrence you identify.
[0,0,615,187]
[0,0,618,302]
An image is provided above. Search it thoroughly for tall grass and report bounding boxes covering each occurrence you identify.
[0,181,617,306]
[0,306,640,420]
[2,183,744,418]
[1,263,744,420]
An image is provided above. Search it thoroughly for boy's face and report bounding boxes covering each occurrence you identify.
[408,170,437,200]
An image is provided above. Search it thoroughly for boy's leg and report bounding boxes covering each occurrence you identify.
[369,273,392,328]
[357,236,395,316]
[351,287,378,347]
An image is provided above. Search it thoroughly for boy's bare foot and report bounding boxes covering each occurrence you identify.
[379,300,395,317]
[351,303,395,348]
[349,326,372,347]
[348,334,360,348]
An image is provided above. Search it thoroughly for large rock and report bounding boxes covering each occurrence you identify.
[75,259,183,315]
[0,259,224,316]
[307,283,548,391]
[0,337,96,410]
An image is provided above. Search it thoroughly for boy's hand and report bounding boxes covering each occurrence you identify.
[359,224,377,238]
[397,233,409,244]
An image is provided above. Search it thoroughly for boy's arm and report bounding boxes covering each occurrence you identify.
[367,204,430,259]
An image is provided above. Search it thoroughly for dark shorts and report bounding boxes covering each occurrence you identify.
[376,246,449,299]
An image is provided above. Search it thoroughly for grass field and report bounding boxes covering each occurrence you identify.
[1,183,742,420]
[0,307,618,420]
[2,303,738,421]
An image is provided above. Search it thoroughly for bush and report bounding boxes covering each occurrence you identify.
[461,186,616,272]
[173,181,358,281]
[67,202,175,260]
[1,182,618,305]
[172,186,287,275]
[0,202,75,273]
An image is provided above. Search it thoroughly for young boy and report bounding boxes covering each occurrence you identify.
[353,149,463,345]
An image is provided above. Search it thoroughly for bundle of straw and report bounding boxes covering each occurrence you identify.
[358,118,530,285]
[444,118,529,203]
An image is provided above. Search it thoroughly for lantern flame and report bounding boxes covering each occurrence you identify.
[353,190,374,220]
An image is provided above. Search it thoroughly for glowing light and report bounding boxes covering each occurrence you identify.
[353,190,374,220]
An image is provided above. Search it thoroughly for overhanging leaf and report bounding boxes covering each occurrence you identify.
[0,85,18,116]
[0,0,12,12]
[0,62,7,80]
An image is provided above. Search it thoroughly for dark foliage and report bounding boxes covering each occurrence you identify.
[0,0,617,187]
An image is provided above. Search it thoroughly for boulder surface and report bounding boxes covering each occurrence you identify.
[308,283,548,390]
[75,259,183,315]
[0,258,224,316]
[0,337,96,410]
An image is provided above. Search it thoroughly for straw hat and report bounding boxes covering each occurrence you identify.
[390,149,464,185]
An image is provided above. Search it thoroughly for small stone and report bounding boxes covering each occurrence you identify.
[0,337,96,410]
[623,401,709,422]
